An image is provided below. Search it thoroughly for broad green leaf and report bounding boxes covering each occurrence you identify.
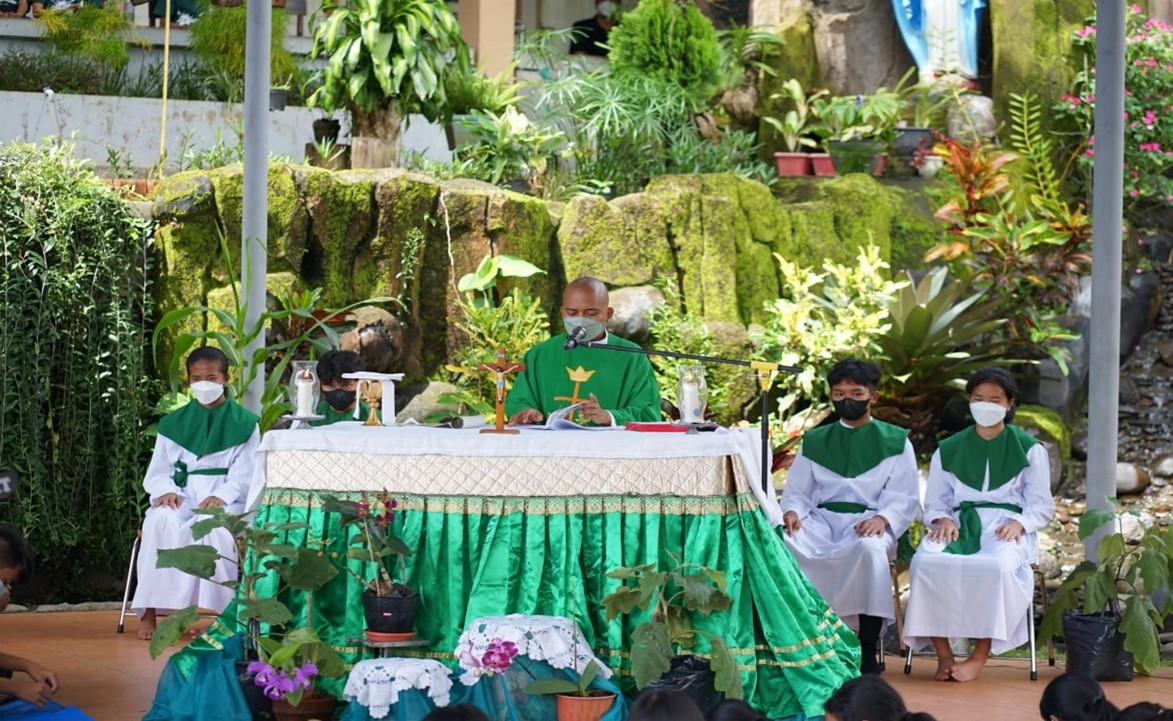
[495,254,546,279]
[579,659,600,690]
[638,571,669,607]
[1096,533,1125,563]
[630,621,672,689]
[605,562,657,580]
[1136,548,1169,594]
[277,548,340,591]
[603,586,644,621]
[1078,507,1116,540]
[1120,596,1160,675]
[666,605,694,649]
[674,572,719,613]
[149,606,200,659]
[156,545,220,580]
[708,635,744,700]
[240,597,294,627]
[525,678,581,695]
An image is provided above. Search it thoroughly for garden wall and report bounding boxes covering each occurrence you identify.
[149,166,944,382]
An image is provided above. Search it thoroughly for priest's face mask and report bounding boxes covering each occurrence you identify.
[562,285,614,342]
[829,380,876,422]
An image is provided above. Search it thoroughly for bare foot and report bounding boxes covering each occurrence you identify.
[138,610,157,641]
[948,656,987,682]
[934,656,955,681]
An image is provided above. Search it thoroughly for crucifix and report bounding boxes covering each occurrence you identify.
[477,347,526,435]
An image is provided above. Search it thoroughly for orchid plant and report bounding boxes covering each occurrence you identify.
[322,491,414,597]
[458,637,520,685]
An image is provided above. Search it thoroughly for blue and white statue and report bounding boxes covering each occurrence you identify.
[893,0,986,80]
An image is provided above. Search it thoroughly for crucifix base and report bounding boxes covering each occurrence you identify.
[479,427,520,435]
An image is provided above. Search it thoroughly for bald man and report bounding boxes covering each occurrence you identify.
[506,277,660,426]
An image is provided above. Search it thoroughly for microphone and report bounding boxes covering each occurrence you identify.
[563,326,587,350]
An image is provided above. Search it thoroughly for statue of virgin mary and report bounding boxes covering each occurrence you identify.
[892,0,985,81]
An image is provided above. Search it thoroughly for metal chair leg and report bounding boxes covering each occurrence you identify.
[116,531,142,634]
[1037,566,1055,667]
[1029,587,1038,681]
[904,644,913,674]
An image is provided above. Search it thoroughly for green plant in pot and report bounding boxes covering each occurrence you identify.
[763,78,828,176]
[307,0,466,166]
[148,509,346,714]
[442,48,523,151]
[602,555,743,700]
[321,491,417,634]
[526,658,615,721]
[1041,503,1173,677]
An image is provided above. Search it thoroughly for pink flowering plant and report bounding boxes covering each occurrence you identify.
[1056,5,1173,211]
[458,637,520,684]
[321,490,414,597]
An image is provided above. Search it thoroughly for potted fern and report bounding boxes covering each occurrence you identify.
[602,555,743,702]
[1041,503,1173,678]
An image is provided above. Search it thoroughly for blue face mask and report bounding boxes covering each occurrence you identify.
[563,316,605,342]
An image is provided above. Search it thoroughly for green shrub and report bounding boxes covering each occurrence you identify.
[0,142,155,601]
[189,5,296,87]
[608,0,723,110]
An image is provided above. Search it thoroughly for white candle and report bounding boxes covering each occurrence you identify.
[296,372,314,417]
[681,381,701,423]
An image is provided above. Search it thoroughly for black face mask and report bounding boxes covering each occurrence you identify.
[322,388,355,412]
[833,397,870,421]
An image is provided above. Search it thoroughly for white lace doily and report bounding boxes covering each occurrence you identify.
[455,614,612,686]
[343,658,453,719]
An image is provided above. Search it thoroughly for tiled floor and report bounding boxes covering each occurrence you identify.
[2,611,1169,721]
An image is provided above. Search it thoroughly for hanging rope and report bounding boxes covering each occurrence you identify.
[156,0,172,178]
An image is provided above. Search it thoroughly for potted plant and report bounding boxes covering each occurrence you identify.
[526,659,615,721]
[602,555,743,701]
[149,509,346,719]
[1041,503,1173,678]
[307,0,466,167]
[321,491,418,635]
[441,49,523,151]
[453,108,566,194]
[763,79,828,177]
[893,72,951,160]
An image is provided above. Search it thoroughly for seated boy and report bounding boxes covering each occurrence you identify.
[132,347,259,640]
[0,524,59,708]
[311,350,379,426]
[0,0,29,19]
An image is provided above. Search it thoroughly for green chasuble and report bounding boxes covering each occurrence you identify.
[799,419,909,478]
[504,333,661,425]
[158,398,258,457]
[310,400,379,427]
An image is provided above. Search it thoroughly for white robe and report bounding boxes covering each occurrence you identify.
[779,434,920,629]
[131,429,260,616]
[902,443,1053,654]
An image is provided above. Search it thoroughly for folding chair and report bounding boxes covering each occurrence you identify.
[903,563,1055,680]
[116,530,142,634]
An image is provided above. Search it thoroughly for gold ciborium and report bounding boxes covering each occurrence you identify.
[341,372,405,427]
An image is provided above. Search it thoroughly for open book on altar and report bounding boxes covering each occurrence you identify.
[520,402,622,431]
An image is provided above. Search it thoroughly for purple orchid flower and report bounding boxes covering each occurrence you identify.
[247,660,276,686]
[292,661,319,691]
[262,669,298,701]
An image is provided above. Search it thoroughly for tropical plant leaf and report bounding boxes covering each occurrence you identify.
[156,545,220,580]
[1120,595,1161,675]
[148,606,200,659]
[276,548,339,591]
[239,597,294,627]
[1079,507,1117,540]
[630,621,672,689]
[708,635,744,700]
[603,586,644,621]
[525,678,582,695]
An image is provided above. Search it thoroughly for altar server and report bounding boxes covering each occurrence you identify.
[133,347,259,640]
[780,358,919,674]
[902,367,1054,681]
[311,349,378,426]
[506,276,659,426]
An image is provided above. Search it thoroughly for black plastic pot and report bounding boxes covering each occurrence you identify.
[235,660,274,721]
[891,127,934,158]
[362,587,419,633]
[312,118,341,144]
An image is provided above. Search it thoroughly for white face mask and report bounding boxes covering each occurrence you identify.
[190,381,225,405]
[970,401,1007,427]
[597,1,616,16]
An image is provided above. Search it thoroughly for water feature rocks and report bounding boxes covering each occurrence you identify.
[1158,341,1173,367]
[1117,511,1153,544]
[395,381,460,423]
[607,285,665,344]
[1116,463,1151,496]
[1153,453,1173,478]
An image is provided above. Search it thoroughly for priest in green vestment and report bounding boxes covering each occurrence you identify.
[779,358,920,674]
[903,367,1053,682]
[132,347,259,641]
[506,277,660,426]
[310,350,379,426]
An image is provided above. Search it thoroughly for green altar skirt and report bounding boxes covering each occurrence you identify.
[149,489,858,719]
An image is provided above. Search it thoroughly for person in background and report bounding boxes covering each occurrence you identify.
[312,350,377,426]
[1117,704,1172,721]
[825,676,937,721]
[0,0,28,18]
[569,0,616,56]
[1039,672,1118,721]
[627,689,705,721]
[0,524,60,708]
[902,367,1054,681]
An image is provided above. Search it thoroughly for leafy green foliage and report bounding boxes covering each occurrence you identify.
[308,0,465,121]
[603,557,743,698]
[35,4,140,72]
[189,6,296,86]
[442,54,522,118]
[453,109,566,189]
[525,659,603,697]
[608,0,723,111]
[0,141,155,601]
[1042,503,1173,675]
[715,23,784,90]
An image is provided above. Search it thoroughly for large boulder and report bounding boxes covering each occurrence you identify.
[608,285,666,344]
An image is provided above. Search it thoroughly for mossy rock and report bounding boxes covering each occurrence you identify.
[204,272,302,336]
[558,193,675,290]
[209,163,308,281]
[885,183,948,273]
[783,174,894,266]
[989,0,1096,134]
[1015,403,1071,493]
[705,320,759,422]
[297,167,379,307]
[775,201,839,270]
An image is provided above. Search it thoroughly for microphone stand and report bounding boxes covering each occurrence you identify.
[581,340,800,494]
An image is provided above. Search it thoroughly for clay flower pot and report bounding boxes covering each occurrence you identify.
[774,152,812,177]
[271,693,335,721]
[555,692,617,721]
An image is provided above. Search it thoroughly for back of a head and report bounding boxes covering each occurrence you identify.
[628,689,706,721]
[316,350,365,385]
[1039,672,1118,721]
[825,676,936,721]
[0,523,33,585]
[1118,703,1171,721]
[706,699,768,721]
[421,704,490,721]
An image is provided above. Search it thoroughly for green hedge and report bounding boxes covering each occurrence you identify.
[0,142,156,601]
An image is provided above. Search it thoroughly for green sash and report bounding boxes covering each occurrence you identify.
[800,420,909,478]
[938,424,1039,491]
[943,501,1023,555]
[171,461,229,489]
[818,502,871,514]
[158,398,258,459]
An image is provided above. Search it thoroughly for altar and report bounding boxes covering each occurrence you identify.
[244,423,858,718]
